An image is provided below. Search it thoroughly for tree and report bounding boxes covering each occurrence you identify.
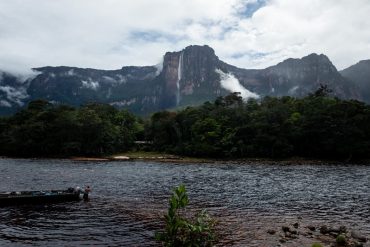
[147,111,180,151]
[309,84,333,97]
[0,100,141,157]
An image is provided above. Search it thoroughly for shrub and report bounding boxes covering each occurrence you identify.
[311,243,323,247]
[155,185,216,246]
[336,234,346,246]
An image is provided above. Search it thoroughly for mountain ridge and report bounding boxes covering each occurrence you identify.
[340,59,370,104]
[0,45,368,115]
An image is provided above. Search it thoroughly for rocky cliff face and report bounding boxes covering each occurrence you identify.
[340,60,370,103]
[160,45,228,107]
[27,65,164,113]
[227,53,361,100]
[0,45,366,115]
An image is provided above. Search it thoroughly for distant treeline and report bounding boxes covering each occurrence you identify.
[0,100,143,157]
[1,87,370,160]
[147,89,370,160]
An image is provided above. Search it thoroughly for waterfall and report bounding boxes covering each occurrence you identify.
[176,52,183,106]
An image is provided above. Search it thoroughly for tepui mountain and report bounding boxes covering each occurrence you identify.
[0,45,368,115]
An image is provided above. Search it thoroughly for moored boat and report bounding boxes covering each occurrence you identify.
[0,188,81,206]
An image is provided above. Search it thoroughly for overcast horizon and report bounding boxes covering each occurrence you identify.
[1,0,370,76]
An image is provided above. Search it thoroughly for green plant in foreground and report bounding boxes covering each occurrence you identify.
[336,234,346,246]
[311,243,323,247]
[155,185,216,247]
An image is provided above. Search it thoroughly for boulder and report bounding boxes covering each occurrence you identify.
[282,226,290,233]
[307,226,316,231]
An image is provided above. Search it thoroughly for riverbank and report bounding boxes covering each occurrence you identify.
[2,152,369,165]
[68,151,370,165]
[69,151,209,163]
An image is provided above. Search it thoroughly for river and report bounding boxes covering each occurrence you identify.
[0,158,369,246]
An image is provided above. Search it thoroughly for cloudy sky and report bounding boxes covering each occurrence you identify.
[0,0,369,75]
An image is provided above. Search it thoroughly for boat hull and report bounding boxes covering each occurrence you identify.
[0,190,81,206]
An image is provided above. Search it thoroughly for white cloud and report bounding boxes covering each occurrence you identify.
[288,85,299,95]
[217,0,370,70]
[0,69,40,83]
[216,69,259,100]
[81,79,100,90]
[154,56,164,76]
[0,85,29,106]
[0,0,369,77]
[0,100,12,107]
[66,69,75,76]
[102,76,117,84]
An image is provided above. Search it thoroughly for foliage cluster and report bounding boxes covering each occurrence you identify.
[1,89,370,160]
[336,234,347,246]
[311,243,323,247]
[146,92,370,160]
[0,100,142,157]
[155,185,216,247]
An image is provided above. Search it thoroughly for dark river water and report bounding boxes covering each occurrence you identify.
[0,158,369,246]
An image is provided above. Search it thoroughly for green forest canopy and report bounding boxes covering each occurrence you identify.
[146,92,370,160]
[1,90,370,160]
